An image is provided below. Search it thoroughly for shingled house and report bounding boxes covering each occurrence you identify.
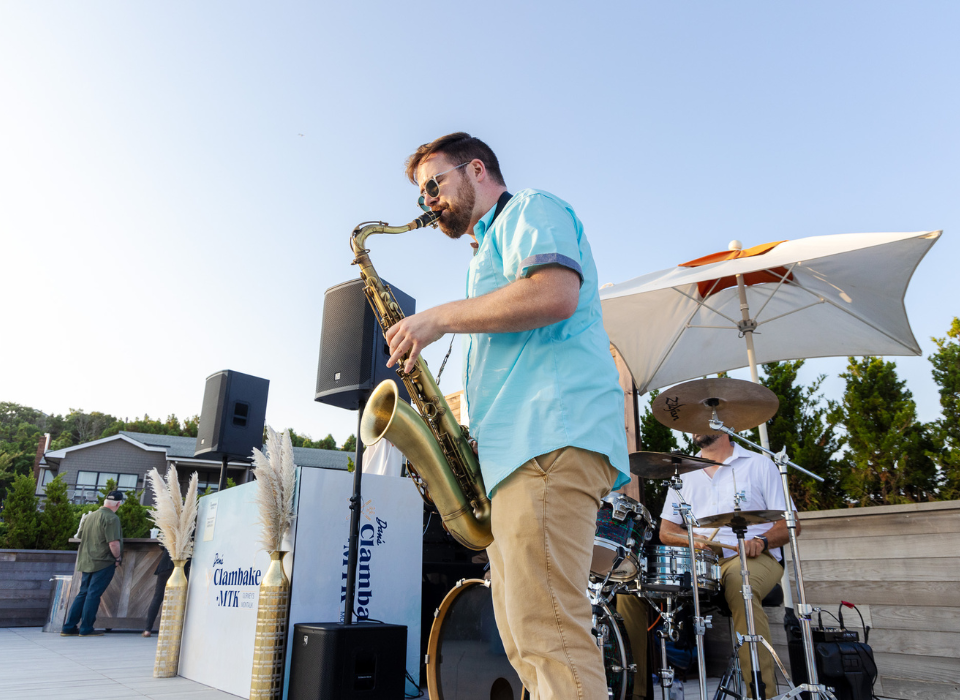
[37,430,352,505]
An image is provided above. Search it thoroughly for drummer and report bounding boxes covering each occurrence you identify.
[658,431,797,698]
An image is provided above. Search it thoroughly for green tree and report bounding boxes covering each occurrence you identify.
[182,415,200,438]
[929,317,960,498]
[116,490,153,538]
[752,361,845,510]
[63,409,117,445]
[0,452,19,499]
[314,434,338,450]
[346,456,355,473]
[829,357,938,506]
[341,435,357,453]
[0,403,45,442]
[2,474,39,549]
[37,475,78,550]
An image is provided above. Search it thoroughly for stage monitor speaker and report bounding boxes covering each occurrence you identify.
[288,622,407,700]
[315,278,415,410]
[194,370,269,461]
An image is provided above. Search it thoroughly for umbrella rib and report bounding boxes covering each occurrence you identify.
[755,300,825,326]
[642,287,732,393]
[673,287,742,327]
[751,262,798,321]
[687,325,742,330]
[786,279,919,354]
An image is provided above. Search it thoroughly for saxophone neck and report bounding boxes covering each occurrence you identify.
[351,211,441,256]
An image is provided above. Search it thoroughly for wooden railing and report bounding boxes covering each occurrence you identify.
[760,500,960,699]
[0,549,77,627]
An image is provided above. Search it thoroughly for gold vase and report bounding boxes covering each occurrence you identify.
[250,551,291,700]
[154,559,188,678]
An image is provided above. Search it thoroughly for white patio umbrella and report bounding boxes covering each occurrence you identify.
[601,229,941,607]
[601,229,941,423]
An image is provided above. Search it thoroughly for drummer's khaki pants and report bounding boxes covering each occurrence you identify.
[720,551,782,697]
[486,447,619,700]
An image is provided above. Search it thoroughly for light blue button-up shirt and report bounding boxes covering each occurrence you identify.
[463,188,630,496]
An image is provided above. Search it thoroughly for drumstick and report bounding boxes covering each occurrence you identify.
[706,528,720,541]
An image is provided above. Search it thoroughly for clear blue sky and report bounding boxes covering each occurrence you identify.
[1,2,957,446]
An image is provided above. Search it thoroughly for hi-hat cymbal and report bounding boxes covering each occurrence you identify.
[696,509,786,528]
[628,451,722,479]
[651,377,779,433]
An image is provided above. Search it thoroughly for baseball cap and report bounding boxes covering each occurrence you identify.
[106,490,125,502]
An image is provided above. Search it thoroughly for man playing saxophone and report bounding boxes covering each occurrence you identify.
[386,132,630,700]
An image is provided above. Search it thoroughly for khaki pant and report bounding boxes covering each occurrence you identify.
[720,551,783,697]
[486,447,619,700]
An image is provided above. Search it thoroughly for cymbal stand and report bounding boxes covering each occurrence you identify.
[664,471,711,700]
[656,595,678,700]
[708,411,836,700]
[727,500,766,700]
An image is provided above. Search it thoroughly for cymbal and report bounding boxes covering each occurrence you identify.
[651,377,779,433]
[696,509,785,528]
[628,451,722,479]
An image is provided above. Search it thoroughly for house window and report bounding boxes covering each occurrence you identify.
[75,471,138,493]
[35,469,57,495]
[196,475,222,493]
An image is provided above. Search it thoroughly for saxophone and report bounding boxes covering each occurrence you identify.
[350,211,493,550]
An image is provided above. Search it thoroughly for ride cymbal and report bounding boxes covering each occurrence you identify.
[628,451,722,479]
[651,377,778,433]
[696,509,786,528]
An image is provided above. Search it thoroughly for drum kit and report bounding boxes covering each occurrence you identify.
[425,377,836,700]
[584,377,837,700]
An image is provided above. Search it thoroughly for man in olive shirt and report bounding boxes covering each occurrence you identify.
[61,490,124,637]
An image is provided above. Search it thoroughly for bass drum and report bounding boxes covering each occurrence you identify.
[426,579,529,700]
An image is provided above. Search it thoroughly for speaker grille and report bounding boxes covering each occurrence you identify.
[315,278,415,410]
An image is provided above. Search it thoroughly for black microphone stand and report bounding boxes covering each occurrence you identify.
[342,399,367,625]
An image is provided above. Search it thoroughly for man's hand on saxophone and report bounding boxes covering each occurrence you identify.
[385,307,447,374]
[385,266,580,374]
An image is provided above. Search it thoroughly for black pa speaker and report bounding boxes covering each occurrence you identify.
[194,370,269,460]
[288,622,407,700]
[315,279,415,410]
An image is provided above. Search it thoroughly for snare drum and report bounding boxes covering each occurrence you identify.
[591,494,654,582]
[642,545,722,596]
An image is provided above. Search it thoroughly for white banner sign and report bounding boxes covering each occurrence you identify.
[179,482,282,698]
[283,468,423,699]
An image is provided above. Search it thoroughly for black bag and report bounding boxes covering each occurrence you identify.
[815,641,877,700]
[789,634,877,700]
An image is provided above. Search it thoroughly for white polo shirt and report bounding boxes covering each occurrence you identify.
[659,442,790,561]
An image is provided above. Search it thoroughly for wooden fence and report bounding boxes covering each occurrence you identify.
[752,500,960,699]
[0,549,77,627]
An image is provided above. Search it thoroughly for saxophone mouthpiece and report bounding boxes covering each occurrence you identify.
[412,210,441,229]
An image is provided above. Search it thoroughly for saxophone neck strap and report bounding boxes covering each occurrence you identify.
[492,191,513,225]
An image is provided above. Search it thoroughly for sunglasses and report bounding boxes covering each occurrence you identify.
[420,162,470,199]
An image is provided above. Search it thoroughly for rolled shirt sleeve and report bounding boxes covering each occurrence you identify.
[499,194,585,285]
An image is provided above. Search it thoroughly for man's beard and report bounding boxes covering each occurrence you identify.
[693,433,721,449]
[437,175,476,240]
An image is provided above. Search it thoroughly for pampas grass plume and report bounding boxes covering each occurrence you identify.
[252,427,297,552]
[147,465,199,561]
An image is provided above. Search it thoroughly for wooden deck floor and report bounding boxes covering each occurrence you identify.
[0,627,240,700]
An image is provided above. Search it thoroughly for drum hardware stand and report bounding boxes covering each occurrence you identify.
[664,470,711,700]
[726,493,767,700]
[707,410,837,700]
[587,580,636,700]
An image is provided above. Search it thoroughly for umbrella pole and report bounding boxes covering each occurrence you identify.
[735,276,797,612]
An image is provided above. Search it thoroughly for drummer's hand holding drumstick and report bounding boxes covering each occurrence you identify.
[659,519,723,552]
